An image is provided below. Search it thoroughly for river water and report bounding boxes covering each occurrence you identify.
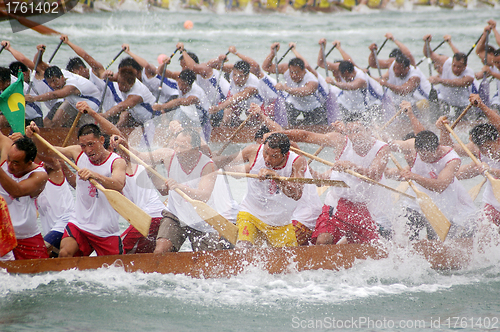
[1,7,500,332]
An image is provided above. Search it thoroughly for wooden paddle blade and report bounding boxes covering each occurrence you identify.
[392,181,410,203]
[99,187,151,237]
[0,10,61,35]
[414,189,451,242]
[189,199,239,245]
[316,186,329,196]
[469,178,486,201]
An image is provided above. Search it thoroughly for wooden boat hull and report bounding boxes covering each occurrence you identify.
[0,239,473,277]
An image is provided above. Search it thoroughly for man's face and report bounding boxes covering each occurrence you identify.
[79,133,105,164]
[341,70,356,82]
[345,121,369,146]
[393,62,409,78]
[451,58,466,77]
[232,69,249,87]
[0,79,10,91]
[7,145,30,177]
[289,65,305,83]
[46,76,66,90]
[173,133,193,155]
[493,54,500,70]
[476,137,500,158]
[263,144,285,168]
[416,148,438,163]
[176,79,191,94]
[117,75,134,93]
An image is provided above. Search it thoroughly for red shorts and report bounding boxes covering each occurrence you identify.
[311,198,379,244]
[63,223,123,256]
[13,233,49,260]
[484,204,500,228]
[292,220,313,246]
[121,217,162,254]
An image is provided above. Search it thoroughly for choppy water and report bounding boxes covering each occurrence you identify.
[2,8,500,332]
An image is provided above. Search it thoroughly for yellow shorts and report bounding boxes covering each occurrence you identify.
[236,211,298,247]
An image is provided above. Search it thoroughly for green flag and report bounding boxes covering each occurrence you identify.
[0,72,25,134]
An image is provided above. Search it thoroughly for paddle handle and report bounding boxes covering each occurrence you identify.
[61,112,82,147]
[315,44,336,70]
[33,132,105,192]
[156,47,180,104]
[443,123,481,166]
[466,33,484,57]
[220,170,347,187]
[106,48,126,70]
[27,49,44,95]
[379,108,403,131]
[372,48,383,78]
[450,103,473,129]
[274,46,280,83]
[321,44,329,78]
[97,78,109,113]
[289,147,415,199]
[48,39,64,64]
[118,144,167,182]
[416,40,445,66]
[366,38,388,70]
[277,45,294,65]
[215,116,251,156]
[0,44,5,55]
[308,146,324,165]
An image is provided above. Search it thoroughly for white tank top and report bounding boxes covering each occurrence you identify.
[122,164,164,218]
[481,153,500,211]
[0,161,46,239]
[337,67,368,112]
[121,78,158,124]
[291,164,322,230]
[387,61,425,106]
[165,152,217,233]
[229,72,264,109]
[72,151,122,237]
[405,148,476,225]
[439,58,475,107]
[62,69,102,111]
[325,138,388,205]
[89,71,123,112]
[141,68,179,104]
[196,69,230,106]
[284,69,321,111]
[259,74,279,105]
[178,82,210,125]
[36,176,75,234]
[489,66,500,106]
[239,145,300,227]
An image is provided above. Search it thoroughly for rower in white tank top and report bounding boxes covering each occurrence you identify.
[239,145,300,227]
[291,164,322,230]
[36,176,75,235]
[32,77,61,112]
[61,69,102,111]
[386,61,425,106]
[0,161,46,239]
[404,148,476,226]
[326,138,388,206]
[122,164,164,219]
[196,69,230,106]
[141,68,179,104]
[120,78,157,124]
[259,73,279,106]
[228,71,264,109]
[89,70,123,112]
[439,58,475,108]
[284,69,321,112]
[165,152,217,233]
[480,153,500,212]
[71,151,122,237]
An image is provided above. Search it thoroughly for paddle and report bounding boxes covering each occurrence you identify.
[61,113,82,147]
[308,146,324,165]
[450,103,473,129]
[415,40,445,66]
[469,178,487,201]
[426,39,438,103]
[321,43,329,78]
[388,151,451,242]
[33,133,151,237]
[97,47,126,113]
[379,107,403,132]
[277,45,294,65]
[212,51,231,105]
[289,146,415,199]
[220,170,348,187]
[155,47,180,103]
[466,34,485,57]
[215,115,252,156]
[117,144,239,245]
[314,43,336,70]
[0,44,5,55]
[27,48,43,95]
[48,39,64,64]
[366,38,388,71]
[443,123,500,204]
[0,10,61,35]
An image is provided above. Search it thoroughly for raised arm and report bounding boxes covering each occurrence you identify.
[443,34,460,55]
[1,41,35,70]
[385,33,415,66]
[62,35,106,78]
[122,43,157,78]
[262,42,288,74]
[422,35,448,68]
[367,43,393,69]
[229,46,263,78]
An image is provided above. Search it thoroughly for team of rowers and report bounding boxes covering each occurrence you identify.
[0,18,500,260]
